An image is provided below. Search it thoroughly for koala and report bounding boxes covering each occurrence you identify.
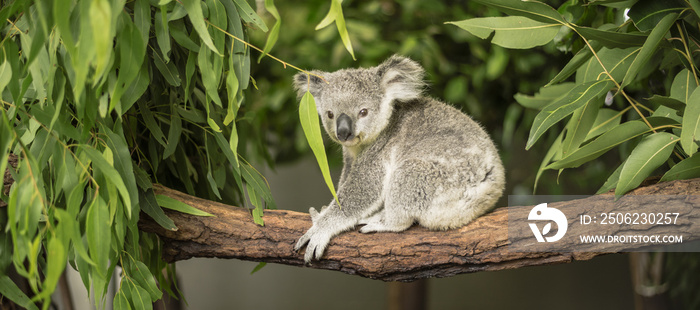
[293,55,505,263]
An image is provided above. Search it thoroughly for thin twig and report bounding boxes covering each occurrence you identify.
[204,20,329,84]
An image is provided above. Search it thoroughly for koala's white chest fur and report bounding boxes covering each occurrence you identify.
[293,55,505,263]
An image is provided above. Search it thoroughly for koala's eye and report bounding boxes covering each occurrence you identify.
[327,111,334,119]
[359,108,368,118]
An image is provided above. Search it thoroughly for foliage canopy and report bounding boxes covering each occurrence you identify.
[451,0,700,195]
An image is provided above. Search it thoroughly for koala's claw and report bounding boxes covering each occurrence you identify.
[295,226,332,263]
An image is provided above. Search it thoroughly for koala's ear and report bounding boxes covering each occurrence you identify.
[293,71,326,99]
[377,55,425,102]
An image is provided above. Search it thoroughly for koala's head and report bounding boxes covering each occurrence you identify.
[293,55,425,148]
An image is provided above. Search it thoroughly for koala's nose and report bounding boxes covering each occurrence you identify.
[336,114,354,141]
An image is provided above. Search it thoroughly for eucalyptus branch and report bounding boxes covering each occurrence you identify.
[568,24,655,132]
[204,20,328,84]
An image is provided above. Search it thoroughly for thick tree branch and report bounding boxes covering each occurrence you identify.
[139,179,700,282]
[3,154,699,281]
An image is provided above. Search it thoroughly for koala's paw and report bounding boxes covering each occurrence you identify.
[309,206,326,223]
[359,222,385,233]
[294,227,332,264]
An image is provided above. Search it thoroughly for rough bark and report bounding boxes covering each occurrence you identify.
[3,153,699,282]
[138,179,700,282]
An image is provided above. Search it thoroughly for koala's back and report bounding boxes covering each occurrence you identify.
[378,97,505,229]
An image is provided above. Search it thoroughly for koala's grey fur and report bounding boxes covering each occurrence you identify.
[293,55,505,263]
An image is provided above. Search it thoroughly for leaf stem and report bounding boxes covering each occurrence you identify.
[204,20,328,84]
[568,24,656,133]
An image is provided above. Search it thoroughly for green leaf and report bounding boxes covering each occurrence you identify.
[169,20,200,52]
[233,0,268,32]
[257,0,281,62]
[473,0,565,24]
[670,69,698,103]
[138,101,167,147]
[33,235,67,301]
[533,130,564,193]
[207,0,228,51]
[615,132,679,196]
[596,160,624,194]
[627,0,685,32]
[680,87,700,155]
[126,281,152,310]
[240,161,276,209]
[133,0,150,47]
[54,0,76,56]
[660,152,700,182]
[247,184,264,226]
[81,146,132,218]
[647,95,685,113]
[139,189,177,231]
[576,47,638,83]
[153,50,182,86]
[163,108,182,159]
[0,276,39,310]
[86,197,110,277]
[128,261,163,302]
[250,262,267,274]
[546,118,677,169]
[198,43,224,108]
[102,126,139,218]
[547,41,601,86]
[526,79,612,149]
[182,0,220,54]
[0,55,13,95]
[315,0,355,60]
[689,0,700,18]
[562,97,601,156]
[121,61,150,112]
[572,25,647,48]
[514,82,575,110]
[113,289,132,310]
[621,13,677,88]
[585,108,622,140]
[155,7,172,63]
[299,91,340,205]
[156,194,214,217]
[448,16,559,49]
[89,0,113,78]
[213,130,240,171]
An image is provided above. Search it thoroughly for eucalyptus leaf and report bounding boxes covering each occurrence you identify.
[515,82,576,110]
[526,79,612,150]
[156,194,215,217]
[139,189,177,231]
[182,0,220,54]
[0,276,39,310]
[615,132,679,196]
[448,16,560,49]
[680,87,700,155]
[660,152,700,182]
[258,0,281,62]
[546,118,676,169]
[621,13,677,88]
[472,0,565,24]
[299,91,340,206]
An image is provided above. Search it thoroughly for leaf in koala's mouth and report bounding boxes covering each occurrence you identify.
[299,91,341,207]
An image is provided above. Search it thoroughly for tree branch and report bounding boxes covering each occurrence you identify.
[139,179,700,282]
[3,154,699,281]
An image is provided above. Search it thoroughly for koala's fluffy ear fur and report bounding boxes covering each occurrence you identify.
[293,71,325,99]
[378,55,425,103]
